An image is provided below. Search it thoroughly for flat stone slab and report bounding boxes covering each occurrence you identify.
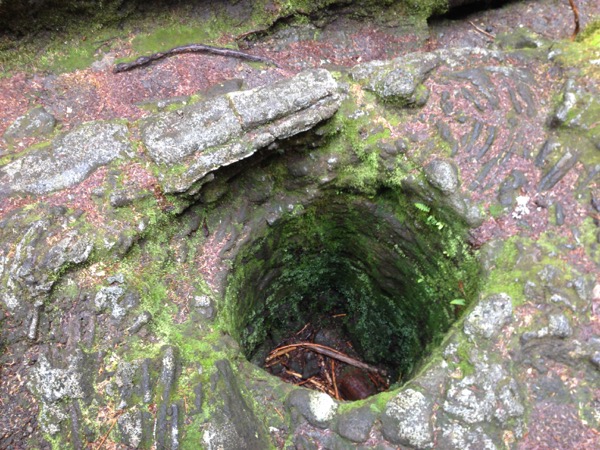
[140,69,343,193]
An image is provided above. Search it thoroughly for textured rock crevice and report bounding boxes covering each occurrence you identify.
[0,11,599,448]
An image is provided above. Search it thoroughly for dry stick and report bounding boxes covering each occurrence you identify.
[295,323,310,335]
[468,21,495,40]
[96,410,124,450]
[567,0,580,40]
[331,359,339,400]
[274,407,285,420]
[266,342,386,375]
[114,43,279,73]
[306,377,336,397]
[321,354,333,387]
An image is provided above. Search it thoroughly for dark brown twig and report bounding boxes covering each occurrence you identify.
[265,342,386,375]
[114,43,279,73]
[468,21,495,40]
[567,0,580,40]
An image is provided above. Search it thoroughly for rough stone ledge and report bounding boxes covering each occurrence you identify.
[141,69,344,194]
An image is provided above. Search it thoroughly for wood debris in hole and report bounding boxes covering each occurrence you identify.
[263,321,391,401]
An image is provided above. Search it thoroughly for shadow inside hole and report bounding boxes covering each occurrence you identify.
[224,193,480,400]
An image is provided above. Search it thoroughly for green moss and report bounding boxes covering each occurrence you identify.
[456,340,475,377]
[223,180,480,383]
[405,0,448,17]
[577,19,600,45]
[481,238,525,304]
[130,14,237,57]
[488,203,505,219]
[552,27,600,81]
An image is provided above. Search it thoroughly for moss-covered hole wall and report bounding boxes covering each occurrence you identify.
[223,190,481,386]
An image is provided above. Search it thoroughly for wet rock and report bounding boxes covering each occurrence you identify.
[451,68,499,110]
[301,352,321,380]
[476,125,497,158]
[551,79,578,127]
[118,408,144,449]
[337,367,377,400]
[535,138,561,168]
[0,121,133,196]
[555,202,565,226]
[441,421,497,450]
[69,400,84,450]
[192,294,215,320]
[537,150,579,192]
[203,360,268,449]
[350,53,439,106]
[3,106,56,142]
[494,379,525,425]
[141,69,343,194]
[109,188,151,208]
[287,389,338,429]
[0,211,94,315]
[464,293,513,339]
[193,382,203,414]
[425,159,460,195]
[238,172,275,204]
[548,313,573,338]
[336,406,376,443]
[462,120,483,154]
[443,361,509,425]
[381,388,433,448]
[497,170,527,207]
[293,434,319,450]
[436,121,458,155]
[128,311,152,334]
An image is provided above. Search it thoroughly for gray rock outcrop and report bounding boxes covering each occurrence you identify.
[140,69,343,193]
[0,121,133,196]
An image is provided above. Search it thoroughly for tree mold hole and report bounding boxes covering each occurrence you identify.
[223,193,480,401]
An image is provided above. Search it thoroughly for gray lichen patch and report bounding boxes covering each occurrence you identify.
[141,96,242,165]
[3,106,56,143]
[463,293,513,339]
[0,121,133,196]
[350,52,439,106]
[382,388,434,448]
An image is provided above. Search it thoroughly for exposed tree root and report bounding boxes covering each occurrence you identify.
[114,43,279,73]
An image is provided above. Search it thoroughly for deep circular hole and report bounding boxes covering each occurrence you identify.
[225,193,479,400]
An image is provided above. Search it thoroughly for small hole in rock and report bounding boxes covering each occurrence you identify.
[224,193,479,401]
